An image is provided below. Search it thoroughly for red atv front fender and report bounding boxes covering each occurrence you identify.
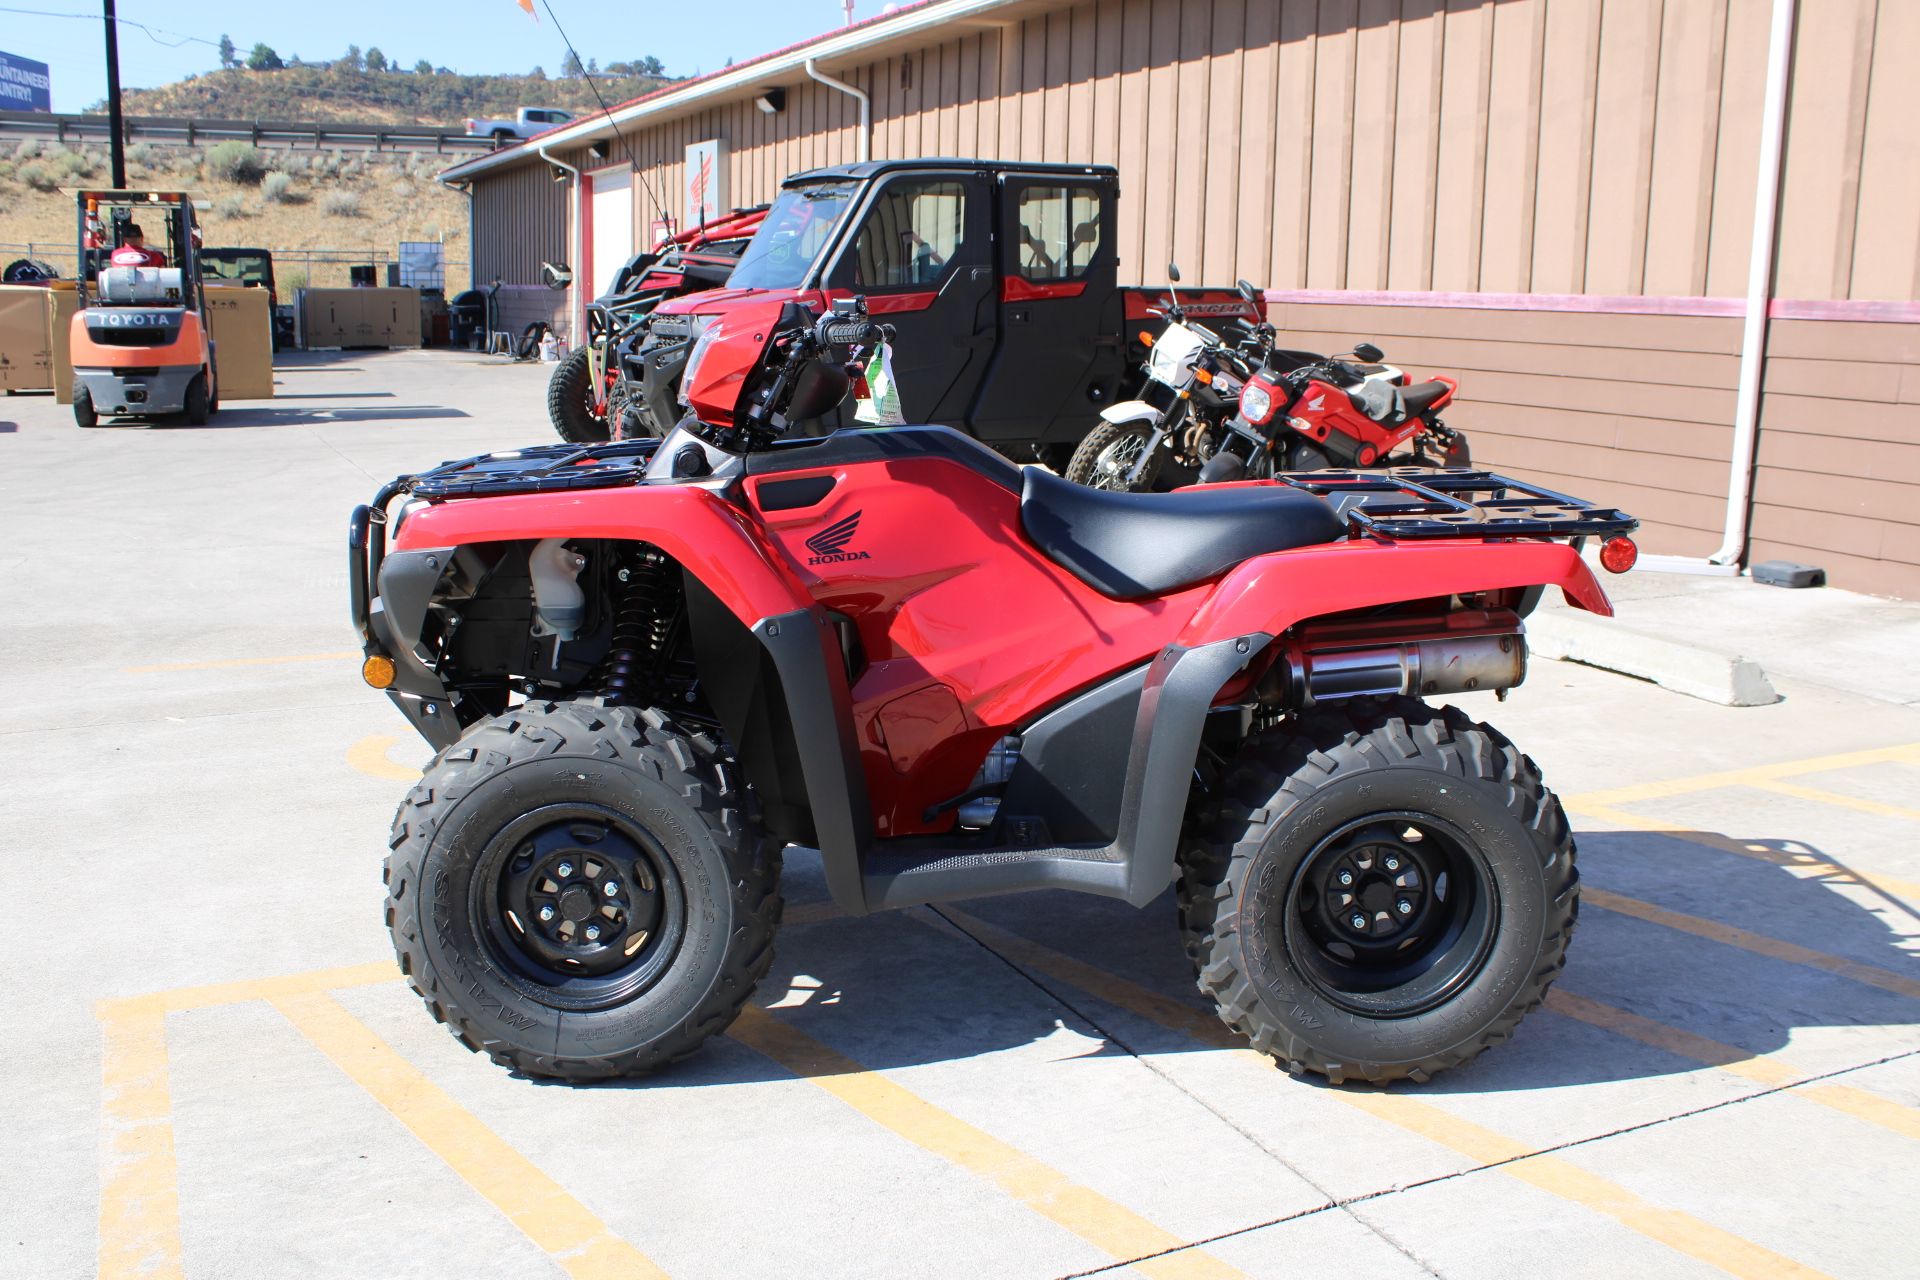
[1175,538,1612,650]
[391,484,812,627]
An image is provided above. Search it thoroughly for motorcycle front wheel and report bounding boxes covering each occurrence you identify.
[1064,421,1165,492]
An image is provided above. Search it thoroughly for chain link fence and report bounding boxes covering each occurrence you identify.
[2,242,468,292]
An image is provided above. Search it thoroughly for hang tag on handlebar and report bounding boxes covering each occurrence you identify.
[853,341,905,426]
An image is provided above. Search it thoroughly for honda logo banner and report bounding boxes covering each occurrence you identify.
[684,139,727,231]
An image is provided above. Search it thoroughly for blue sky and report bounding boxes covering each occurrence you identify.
[2,1,878,113]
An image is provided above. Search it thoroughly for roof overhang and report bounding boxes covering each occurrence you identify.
[437,0,1050,186]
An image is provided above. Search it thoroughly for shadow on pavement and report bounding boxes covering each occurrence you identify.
[162,406,471,429]
[585,826,1918,1092]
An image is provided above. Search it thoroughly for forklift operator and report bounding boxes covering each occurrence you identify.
[110,223,167,268]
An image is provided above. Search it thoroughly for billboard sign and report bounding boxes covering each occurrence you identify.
[684,139,727,230]
[0,51,52,113]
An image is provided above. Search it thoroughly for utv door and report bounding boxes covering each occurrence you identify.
[822,171,996,426]
[968,175,1124,451]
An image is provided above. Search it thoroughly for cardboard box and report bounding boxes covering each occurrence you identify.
[203,283,275,400]
[299,287,421,349]
[47,283,78,403]
[0,284,54,391]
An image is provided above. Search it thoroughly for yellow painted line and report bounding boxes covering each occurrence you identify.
[1748,779,1920,824]
[348,734,425,781]
[727,1004,1242,1280]
[1545,990,1920,1143]
[97,1008,185,1280]
[935,908,1831,1280]
[1582,888,1920,1001]
[1563,743,1920,808]
[272,990,666,1280]
[1564,802,1920,906]
[122,651,359,674]
[98,961,401,1020]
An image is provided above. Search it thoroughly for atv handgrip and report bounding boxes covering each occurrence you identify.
[820,317,882,347]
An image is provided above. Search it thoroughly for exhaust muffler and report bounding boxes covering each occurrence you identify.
[1260,611,1528,708]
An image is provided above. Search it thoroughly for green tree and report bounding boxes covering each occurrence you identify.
[217,34,236,69]
[338,44,362,71]
[245,43,283,71]
[586,57,599,76]
[560,50,584,78]
[414,59,434,75]
[365,46,388,72]
[638,55,665,76]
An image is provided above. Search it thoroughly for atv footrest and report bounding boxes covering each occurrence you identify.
[861,842,1128,910]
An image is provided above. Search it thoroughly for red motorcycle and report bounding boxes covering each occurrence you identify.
[1198,280,1471,482]
[351,296,1639,1086]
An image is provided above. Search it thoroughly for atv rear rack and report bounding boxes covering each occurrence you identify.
[1279,467,1638,541]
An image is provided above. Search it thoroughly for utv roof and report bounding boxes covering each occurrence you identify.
[782,158,1119,185]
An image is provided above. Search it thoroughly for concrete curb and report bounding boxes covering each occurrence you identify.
[1528,608,1779,707]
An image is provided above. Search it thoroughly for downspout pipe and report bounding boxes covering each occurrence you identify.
[807,58,870,162]
[540,144,584,346]
[1644,0,1796,576]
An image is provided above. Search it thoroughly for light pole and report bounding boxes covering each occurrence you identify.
[103,0,126,187]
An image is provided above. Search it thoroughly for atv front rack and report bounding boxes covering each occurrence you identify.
[1279,467,1638,541]
[401,439,664,500]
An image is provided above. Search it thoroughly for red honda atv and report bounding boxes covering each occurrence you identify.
[350,297,1639,1085]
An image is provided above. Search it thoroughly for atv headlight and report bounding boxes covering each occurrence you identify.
[1239,380,1275,426]
[677,318,718,407]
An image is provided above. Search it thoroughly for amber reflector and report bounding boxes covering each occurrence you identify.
[362,655,397,688]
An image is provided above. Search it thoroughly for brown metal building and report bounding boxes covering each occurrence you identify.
[440,0,1920,597]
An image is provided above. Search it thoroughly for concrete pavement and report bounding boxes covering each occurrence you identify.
[2,350,1917,1279]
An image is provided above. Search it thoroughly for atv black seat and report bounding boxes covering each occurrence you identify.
[1399,380,1450,414]
[1021,466,1344,599]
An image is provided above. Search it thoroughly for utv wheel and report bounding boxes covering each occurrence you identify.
[384,700,781,1080]
[547,346,610,443]
[1179,697,1577,1084]
[181,372,210,426]
[73,385,98,429]
[1065,421,1164,492]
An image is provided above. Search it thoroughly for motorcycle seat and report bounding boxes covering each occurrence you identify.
[1399,380,1450,414]
[1020,466,1346,600]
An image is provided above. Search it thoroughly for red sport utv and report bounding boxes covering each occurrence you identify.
[350,297,1639,1085]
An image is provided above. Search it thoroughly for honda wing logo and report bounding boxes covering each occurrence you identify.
[1306,393,1326,411]
[805,512,871,565]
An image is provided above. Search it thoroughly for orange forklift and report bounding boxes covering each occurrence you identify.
[69,189,218,427]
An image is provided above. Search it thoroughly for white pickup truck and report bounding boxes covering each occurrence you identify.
[464,107,575,144]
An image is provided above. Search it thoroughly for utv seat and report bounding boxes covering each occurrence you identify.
[1021,465,1346,599]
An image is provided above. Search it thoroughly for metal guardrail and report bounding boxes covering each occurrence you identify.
[0,109,493,154]
[0,242,470,292]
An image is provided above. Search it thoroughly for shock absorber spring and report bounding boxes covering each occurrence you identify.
[592,547,677,706]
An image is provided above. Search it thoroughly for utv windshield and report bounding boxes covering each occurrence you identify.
[199,251,273,287]
[726,180,860,291]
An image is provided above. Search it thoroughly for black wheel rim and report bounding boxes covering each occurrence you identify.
[471,803,685,1011]
[1278,812,1498,1018]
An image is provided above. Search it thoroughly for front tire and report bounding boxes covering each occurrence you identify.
[73,384,98,428]
[1065,420,1164,491]
[384,701,781,1080]
[547,346,610,443]
[181,371,210,426]
[1180,698,1577,1084]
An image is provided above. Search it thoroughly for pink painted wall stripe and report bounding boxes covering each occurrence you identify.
[1262,289,1920,324]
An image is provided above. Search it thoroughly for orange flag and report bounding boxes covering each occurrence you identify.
[516,0,538,17]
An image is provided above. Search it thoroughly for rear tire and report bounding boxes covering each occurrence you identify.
[1179,697,1576,1084]
[384,701,781,1080]
[181,372,210,426]
[1065,421,1164,492]
[73,385,98,429]
[547,346,610,443]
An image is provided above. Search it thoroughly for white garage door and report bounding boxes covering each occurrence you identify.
[590,169,634,299]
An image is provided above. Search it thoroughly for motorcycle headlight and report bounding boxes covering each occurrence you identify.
[1239,381,1275,425]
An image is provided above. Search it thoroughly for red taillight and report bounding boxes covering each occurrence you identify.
[1599,536,1638,574]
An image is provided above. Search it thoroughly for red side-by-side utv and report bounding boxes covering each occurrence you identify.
[353,293,1639,1087]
